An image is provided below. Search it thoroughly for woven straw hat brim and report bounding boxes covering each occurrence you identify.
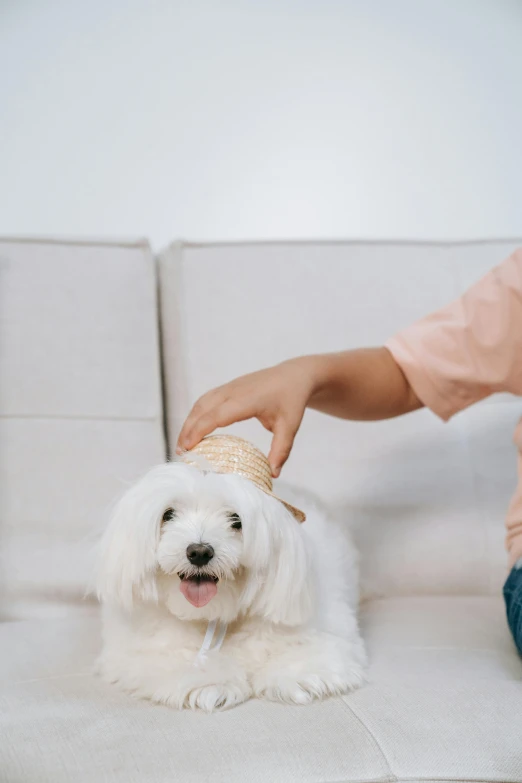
[182,434,306,523]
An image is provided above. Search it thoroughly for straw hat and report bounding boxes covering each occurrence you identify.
[182,434,306,523]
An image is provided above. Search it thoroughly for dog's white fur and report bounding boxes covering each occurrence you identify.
[96,462,366,712]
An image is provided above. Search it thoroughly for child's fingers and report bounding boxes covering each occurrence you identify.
[177,399,212,451]
[178,399,251,451]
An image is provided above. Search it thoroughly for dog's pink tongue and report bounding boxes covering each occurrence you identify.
[180,579,218,607]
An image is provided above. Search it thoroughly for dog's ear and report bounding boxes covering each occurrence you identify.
[241,489,313,626]
[96,471,166,610]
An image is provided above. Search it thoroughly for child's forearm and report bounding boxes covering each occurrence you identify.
[304,347,423,420]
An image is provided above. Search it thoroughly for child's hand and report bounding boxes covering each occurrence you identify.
[177,358,317,477]
[177,348,421,477]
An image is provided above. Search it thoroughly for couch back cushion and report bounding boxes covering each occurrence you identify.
[159,240,522,598]
[0,239,165,618]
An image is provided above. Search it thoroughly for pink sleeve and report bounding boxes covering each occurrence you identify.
[386,249,522,421]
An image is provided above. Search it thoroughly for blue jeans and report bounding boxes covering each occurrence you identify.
[503,559,522,656]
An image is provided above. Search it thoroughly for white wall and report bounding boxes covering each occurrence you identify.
[1,0,521,250]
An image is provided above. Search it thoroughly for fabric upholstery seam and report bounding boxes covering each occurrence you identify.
[10,672,91,686]
[338,697,396,780]
[0,414,159,422]
[396,778,522,783]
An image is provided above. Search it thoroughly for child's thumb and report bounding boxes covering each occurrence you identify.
[268,424,296,478]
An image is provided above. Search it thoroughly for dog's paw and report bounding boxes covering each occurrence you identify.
[254,673,338,705]
[255,634,368,705]
[180,681,251,712]
[254,663,366,706]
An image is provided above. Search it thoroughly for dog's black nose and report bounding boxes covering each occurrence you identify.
[186,543,215,566]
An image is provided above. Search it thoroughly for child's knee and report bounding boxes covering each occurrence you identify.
[503,565,522,656]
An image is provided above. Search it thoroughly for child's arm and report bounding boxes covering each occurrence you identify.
[178,250,522,477]
[177,347,423,477]
[306,348,423,420]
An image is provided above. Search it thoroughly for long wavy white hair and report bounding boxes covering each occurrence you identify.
[96,462,313,625]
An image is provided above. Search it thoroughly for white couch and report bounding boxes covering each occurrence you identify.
[1,237,521,783]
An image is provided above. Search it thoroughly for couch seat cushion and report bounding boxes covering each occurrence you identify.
[1,597,521,783]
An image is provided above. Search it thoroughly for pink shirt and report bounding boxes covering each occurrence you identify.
[386,249,522,567]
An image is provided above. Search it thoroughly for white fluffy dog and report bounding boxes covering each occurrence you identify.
[96,461,366,712]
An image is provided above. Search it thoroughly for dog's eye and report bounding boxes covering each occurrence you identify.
[229,513,242,531]
[162,508,175,522]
